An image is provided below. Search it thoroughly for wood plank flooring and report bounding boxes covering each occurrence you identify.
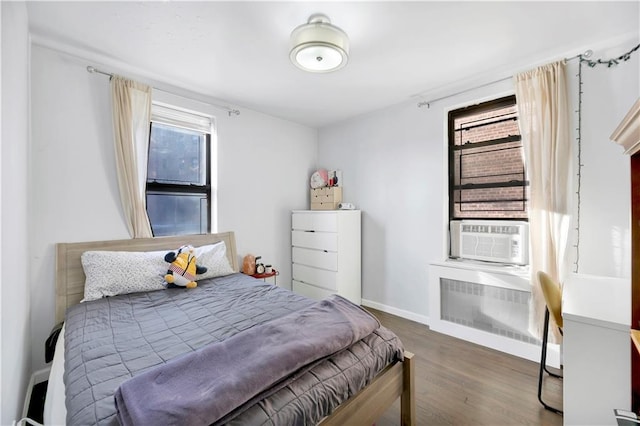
[366,308,563,426]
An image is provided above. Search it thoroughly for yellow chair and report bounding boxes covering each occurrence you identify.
[537,271,563,415]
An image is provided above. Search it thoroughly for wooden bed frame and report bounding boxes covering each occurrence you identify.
[55,232,415,426]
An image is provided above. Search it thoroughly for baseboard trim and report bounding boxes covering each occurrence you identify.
[430,319,560,367]
[361,299,430,325]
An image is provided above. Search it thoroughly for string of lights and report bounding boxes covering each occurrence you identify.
[574,56,585,273]
[581,43,640,68]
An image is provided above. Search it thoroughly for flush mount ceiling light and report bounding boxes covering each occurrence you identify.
[290,14,349,73]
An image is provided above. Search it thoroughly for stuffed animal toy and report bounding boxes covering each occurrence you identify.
[164,245,207,289]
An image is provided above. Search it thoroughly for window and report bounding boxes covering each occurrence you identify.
[146,103,212,236]
[448,95,528,221]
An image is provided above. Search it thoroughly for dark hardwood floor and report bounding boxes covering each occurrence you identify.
[366,308,563,426]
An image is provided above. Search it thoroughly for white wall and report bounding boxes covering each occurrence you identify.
[318,37,639,320]
[217,106,317,277]
[569,43,638,277]
[1,1,32,423]
[29,44,317,371]
[318,80,513,322]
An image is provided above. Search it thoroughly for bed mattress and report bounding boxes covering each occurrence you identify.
[61,273,403,425]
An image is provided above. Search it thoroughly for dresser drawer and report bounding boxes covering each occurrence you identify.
[310,187,342,203]
[292,247,337,271]
[291,230,337,251]
[292,213,337,232]
[292,264,337,291]
[293,280,334,301]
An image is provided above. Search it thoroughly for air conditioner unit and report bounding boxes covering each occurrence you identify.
[450,220,529,265]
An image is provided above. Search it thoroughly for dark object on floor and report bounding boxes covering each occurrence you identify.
[27,380,48,423]
[45,322,63,363]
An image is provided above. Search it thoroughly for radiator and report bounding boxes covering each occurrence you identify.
[440,277,537,345]
[429,261,560,366]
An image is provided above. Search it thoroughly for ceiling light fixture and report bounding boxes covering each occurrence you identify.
[290,14,349,73]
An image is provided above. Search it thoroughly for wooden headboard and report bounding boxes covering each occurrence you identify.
[55,232,238,323]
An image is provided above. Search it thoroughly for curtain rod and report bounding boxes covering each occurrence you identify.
[416,50,592,109]
[86,66,241,117]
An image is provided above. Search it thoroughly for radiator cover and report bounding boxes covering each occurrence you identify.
[440,277,537,345]
[428,262,560,366]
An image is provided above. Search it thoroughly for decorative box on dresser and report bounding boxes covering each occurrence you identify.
[291,210,361,305]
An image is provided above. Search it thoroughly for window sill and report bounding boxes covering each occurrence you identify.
[431,258,530,278]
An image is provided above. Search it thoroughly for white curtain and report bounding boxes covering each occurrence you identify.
[514,61,572,342]
[111,76,153,238]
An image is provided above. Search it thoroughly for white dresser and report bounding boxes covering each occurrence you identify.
[291,210,361,305]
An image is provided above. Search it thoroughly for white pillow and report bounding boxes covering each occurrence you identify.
[80,241,234,302]
[80,249,168,302]
[194,241,235,279]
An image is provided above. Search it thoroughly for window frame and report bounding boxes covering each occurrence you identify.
[145,108,213,237]
[447,94,528,222]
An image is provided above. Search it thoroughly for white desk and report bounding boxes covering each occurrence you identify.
[563,273,631,425]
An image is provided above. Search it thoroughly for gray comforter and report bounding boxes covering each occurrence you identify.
[115,295,381,425]
[64,273,404,425]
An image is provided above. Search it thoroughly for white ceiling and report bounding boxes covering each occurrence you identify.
[26,1,639,128]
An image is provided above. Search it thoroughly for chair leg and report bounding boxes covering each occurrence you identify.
[543,324,564,379]
[542,309,563,379]
[543,361,563,379]
[538,308,563,415]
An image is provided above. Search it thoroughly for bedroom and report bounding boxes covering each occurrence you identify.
[2,1,639,425]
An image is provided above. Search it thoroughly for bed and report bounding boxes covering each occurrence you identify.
[45,232,414,425]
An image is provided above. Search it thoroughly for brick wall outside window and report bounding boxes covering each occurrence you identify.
[449,96,528,220]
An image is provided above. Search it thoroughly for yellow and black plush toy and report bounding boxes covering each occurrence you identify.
[164,245,207,289]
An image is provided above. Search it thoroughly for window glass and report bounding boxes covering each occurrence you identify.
[147,123,206,186]
[146,192,208,237]
[146,103,212,236]
[449,95,528,220]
